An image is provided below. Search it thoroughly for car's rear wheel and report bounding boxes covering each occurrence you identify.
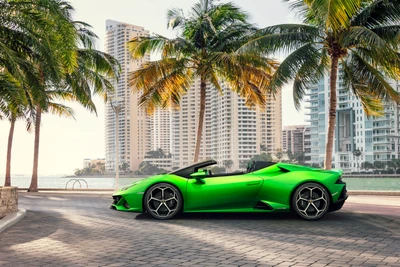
[292,182,330,220]
[144,183,182,220]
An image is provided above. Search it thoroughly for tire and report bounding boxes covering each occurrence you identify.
[144,183,182,220]
[292,182,330,221]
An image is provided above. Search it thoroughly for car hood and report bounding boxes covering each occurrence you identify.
[115,173,169,194]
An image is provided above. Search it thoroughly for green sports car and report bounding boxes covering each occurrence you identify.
[111,160,347,220]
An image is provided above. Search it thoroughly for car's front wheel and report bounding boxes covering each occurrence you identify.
[292,182,330,220]
[144,183,182,219]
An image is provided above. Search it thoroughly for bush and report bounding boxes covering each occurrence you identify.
[386,169,395,174]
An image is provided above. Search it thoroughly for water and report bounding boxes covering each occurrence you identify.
[342,177,400,191]
[1,175,400,191]
[0,175,142,189]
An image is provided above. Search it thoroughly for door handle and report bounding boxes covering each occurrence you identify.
[246,181,260,186]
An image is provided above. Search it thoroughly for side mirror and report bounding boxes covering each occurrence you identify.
[190,169,207,183]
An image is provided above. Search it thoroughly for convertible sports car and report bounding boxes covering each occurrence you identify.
[111,160,347,220]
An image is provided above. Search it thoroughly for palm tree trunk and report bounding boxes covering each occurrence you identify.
[193,77,207,163]
[4,116,16,186]
[29,105,41,192]
[324,56,339,170]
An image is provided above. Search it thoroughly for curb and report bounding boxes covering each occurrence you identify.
[348,191,400,196]
[0,208,26,234]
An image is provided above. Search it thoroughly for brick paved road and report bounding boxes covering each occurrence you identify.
[0,194,399,267]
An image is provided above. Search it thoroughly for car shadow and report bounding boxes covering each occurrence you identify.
[134,209,355,223]
[135,211,307,221]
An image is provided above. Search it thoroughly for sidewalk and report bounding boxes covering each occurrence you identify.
[2,194,398,266]
[347,195,400,206]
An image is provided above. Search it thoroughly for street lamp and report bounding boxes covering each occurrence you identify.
[110,97,123,189]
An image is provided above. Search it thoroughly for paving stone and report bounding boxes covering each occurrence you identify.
[0,194,399,267]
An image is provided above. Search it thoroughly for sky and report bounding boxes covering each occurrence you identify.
[0,0,305,176]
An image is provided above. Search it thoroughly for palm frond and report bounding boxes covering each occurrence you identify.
[288,0,364,30]
[343,52,400,106]
[47,102,75,119]
[167,7,186,30]
[208,70,223,95]
[369,25,400,48]
[292,48,330,110]
[269,43,326,99]
[129,58,194,113]
[352,0,400,28]
[74,21,99,49]
[212,52,278,107]
[128,35,171,58]
[341,58,384,117]
[341,26,398,60]
[241,24,321,54]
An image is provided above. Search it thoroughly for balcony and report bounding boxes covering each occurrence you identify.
[306,89,319,96]
[373,148,394,153]
[305,117,318,122]
[374,117,392,122]
[373,124,393,130]
[373,139,394,145]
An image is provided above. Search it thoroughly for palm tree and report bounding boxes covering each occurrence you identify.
[0,1,121,192]
[21,0,80,192]
[1,76,28,186]
[1,0,71,187]
[27,21,119,191]
[249,0,400,170]
[129,0,278,163]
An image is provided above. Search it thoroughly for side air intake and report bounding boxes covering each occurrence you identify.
[278,166,290,173]
[254,201,273,210]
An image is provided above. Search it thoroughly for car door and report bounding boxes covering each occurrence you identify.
[185,173,263,210]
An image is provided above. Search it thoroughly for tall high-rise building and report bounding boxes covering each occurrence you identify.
[104,20,150,173]
[104,20,283,173]
[149,109,172,153]
[305,71,400,172]
[171,81,282,171]
[282,125,308,154]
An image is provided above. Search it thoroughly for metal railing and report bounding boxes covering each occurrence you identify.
[65,179,88,190]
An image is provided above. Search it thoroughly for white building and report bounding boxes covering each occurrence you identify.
[282,125,308,154]
[305,72,400,172]
[149,109,172,153]
[171,81,282,171]
[104,20,150,173]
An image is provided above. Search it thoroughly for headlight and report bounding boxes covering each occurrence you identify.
[121,180,143,191]
[121,185,134,191]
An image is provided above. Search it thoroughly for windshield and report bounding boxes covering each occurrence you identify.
[169,159,217,178]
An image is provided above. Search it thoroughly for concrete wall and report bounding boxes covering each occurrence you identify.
[0,187,18,219]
